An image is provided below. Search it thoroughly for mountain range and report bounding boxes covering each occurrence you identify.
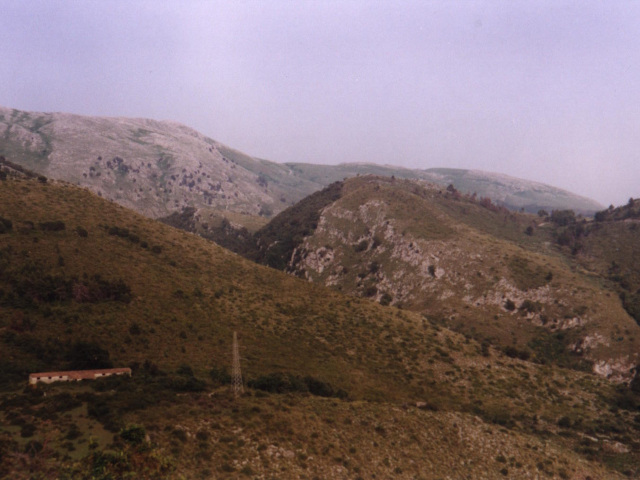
[0,105,603,225]
[1,106,639,478]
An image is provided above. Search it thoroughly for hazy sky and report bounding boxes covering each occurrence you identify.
[1,1,639,206]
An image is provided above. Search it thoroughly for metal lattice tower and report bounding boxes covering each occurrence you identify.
[231,331,244,398]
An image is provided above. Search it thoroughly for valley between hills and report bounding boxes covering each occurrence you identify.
[1,107,640,479]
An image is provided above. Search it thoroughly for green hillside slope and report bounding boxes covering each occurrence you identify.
[0,175,638,479]
[256,176,640,382]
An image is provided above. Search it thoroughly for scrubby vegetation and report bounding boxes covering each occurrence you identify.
[252,181,344,269]
[1,174,639,478]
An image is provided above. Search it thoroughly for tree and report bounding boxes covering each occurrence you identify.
[67,342,113,370]
[550,209,576,226]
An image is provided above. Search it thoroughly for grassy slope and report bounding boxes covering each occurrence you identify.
[283,176,640,375]
[0,176,638,479]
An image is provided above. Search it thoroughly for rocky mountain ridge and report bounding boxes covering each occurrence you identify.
[1,105,603,225]
[253,176,639,382]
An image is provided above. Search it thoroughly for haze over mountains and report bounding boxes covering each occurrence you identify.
[0,106,603,223]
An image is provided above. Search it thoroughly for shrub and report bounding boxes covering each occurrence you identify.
[20,423,36,438]
[119,425,146,445]
[503,346,531,361]
[520,300,541,313]
[354,240,368,253]
[248,372,347,398]
[557,416,572,428]
[108,226,129,238]
[364,286,377,297]
[550,209,576,226]
[38,221,65,231]
[66,341,113,370]
[209,367,232,385]
[176,364,194,376]
[76,226,88,237]
[380,293,393,306]
[0,216,12,233]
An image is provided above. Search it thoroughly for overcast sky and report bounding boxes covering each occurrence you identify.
[1,1,639,206]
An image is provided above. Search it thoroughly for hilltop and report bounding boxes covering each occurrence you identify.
[1,105,602,228]
[253,176,640,382]
[1,175,639,478]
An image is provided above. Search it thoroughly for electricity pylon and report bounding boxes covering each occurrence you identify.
[231,331,244,398]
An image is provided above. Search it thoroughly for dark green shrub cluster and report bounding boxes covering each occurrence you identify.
[0,216,12,234]
[105,225,155,250]
[209,366,232,385]
[520,299,541,313]
[248,372,347,399]
[0,156,40,179]
[503,345,531,361]
[620,291,640,325]
[72,275,132,303]
[354,240,368,253]
[85,368,208,431]
[67,341,113,370]
[119,425,146,445]
[0,254,131,308]
[550,209,576,226]
[554,222,586,254]
[379,292,393,306]
[528,330,592,372]
[595,198,640,222]
[38,221,66,231]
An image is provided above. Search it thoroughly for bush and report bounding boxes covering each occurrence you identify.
[557,416,572,428]
[550,210,576,226]
[520,300,541,313]
[379,293,393,306]
[38,221,65,231]
[20,423,37,438]
[503,346,531,361]
[108,226,129,238]
[354,240,368,252]
[76,226,88,238]
[66,341,113,370]
[248,372,347,398]
[209,367,231,385]
[120,425,146,445]
[0,216,12,233]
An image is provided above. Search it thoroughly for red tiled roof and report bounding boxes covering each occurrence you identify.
[29,368,131,380]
